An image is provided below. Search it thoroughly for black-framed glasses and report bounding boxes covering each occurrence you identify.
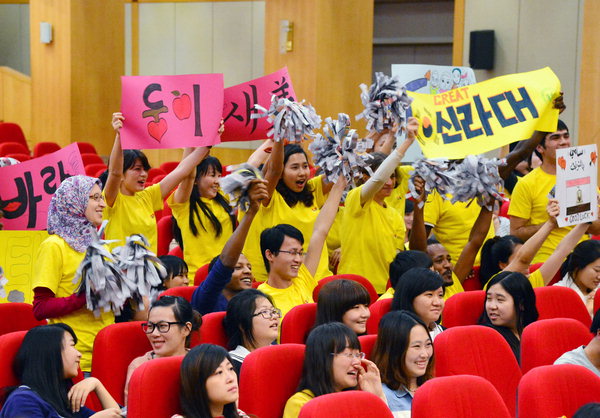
[277,250,305,257]
[331,351,366,360]
[252,308,282,320]
[141,321,185,334]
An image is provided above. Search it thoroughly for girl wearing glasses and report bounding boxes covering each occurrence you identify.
[283,322,386,418]
[124,296,201,403]
[315,279,371,335]
[1,323,122,418]
[372,310,434,414]
[31,176,113,373]
[223,289,280,374]
[175,344,250,418]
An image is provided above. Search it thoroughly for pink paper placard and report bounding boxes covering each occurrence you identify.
[0,143,85,230]
[221,67,296,142]
[120,74,224,150]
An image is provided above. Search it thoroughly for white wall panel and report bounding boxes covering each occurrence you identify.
[175,2,213,75]
[251,0,265,79]
[139,3,176,76]
[0,4,29,75]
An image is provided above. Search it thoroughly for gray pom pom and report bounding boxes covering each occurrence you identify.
[219,164,263,212]
[252,95,321,142]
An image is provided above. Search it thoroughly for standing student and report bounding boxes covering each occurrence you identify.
[103,113,212,254]
[32,176,113,372]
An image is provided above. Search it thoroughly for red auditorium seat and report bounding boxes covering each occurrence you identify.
[0,123,29,150]
[442,290,485,328]
[358,334,377,360]
[160,285,197,303]
[239,344,305,418]
[194,263,210,286]
[518,364,600,418]
[159,161,179,174]
[413,375,510,418]
[157,216,174,256]
[0,303,47,336]
[197,311,227,348]
[81,153,104,166]
[0,141,29,156]
[33,141,61,157]
[280,303,316,344]
[366,298,392,334]
[5,152,30,162]
[313,274,378,306]
[84,163,107,176]
[76,141,98,154]
[534,286,592,328]
[299,391,393,418]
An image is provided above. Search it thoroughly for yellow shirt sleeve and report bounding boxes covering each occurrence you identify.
[528,269,544,288]
[283,390,315,418]
[378,287,395,301]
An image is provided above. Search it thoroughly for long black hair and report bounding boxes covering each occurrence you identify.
[11,324,79,417]
[276,144,315,207]
[182,156,235,239]
[179,344,240,418]
[562,239,600,290]
[479,235,523,285]
[223,289,275,350]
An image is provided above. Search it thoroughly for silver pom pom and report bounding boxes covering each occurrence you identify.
[113,234,167,312]
[252,95,321,142]
[308,113,374,186]
[356,72,413,134]
[408,159,455,208]
[450,155,505,210]
[219,163,263,212]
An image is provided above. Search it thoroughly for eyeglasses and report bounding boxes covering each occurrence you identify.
[252,308,282,320]
[141,321,185,334]
[277,250,305,257]
[89,193,105,202]
[331,351,366,360]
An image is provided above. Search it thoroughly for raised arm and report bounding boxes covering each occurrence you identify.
[360,117,417,206]
[408,176,427,252]
[259,139,284,206]
[104,113,125,207]
[247,139,274,168]
[304,176,347,276]
[172,147,199,204]
[453,204,494,283]
[158,146,210,199]
[372,124,399,155]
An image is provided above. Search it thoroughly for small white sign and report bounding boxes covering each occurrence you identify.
[555,144,598,227]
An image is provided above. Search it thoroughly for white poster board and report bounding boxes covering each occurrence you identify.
[555,144,598,227]
[390,64,477,162]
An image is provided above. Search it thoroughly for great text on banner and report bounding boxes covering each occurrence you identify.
[120,73,224,150]
[221,67,296,142]
[408,67,561,159]
[0,143,85,230]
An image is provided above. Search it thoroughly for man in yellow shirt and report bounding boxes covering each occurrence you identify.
[509,120,600,263]
[258,176,346,317]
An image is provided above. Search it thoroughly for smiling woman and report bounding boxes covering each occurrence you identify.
[315,279,371,335]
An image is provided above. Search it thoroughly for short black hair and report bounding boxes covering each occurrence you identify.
[391,268,445,313]
[259,224,304,272]
[123,149,151,172]
[315,280,371,331]
[534,119,569,161]
[389,251,433,288]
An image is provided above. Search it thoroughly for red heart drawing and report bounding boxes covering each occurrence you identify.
[148,118,168,142]
[564,217,568,222]
[172,92,191,120]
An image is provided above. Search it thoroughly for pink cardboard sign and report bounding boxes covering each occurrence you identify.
[222,67,296,142]
[0,143,85,230]
[120,74,224,150]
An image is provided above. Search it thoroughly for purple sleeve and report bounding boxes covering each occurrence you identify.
[191,258,234,315]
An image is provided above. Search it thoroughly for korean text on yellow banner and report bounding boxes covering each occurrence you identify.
[408,67,561,159]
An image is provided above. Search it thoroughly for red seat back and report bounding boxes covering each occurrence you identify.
[413,375,511,418]
[197,311,227,348]
[5,153,30,162]
[147,167,166,183]
[81,153,104,166]
[0,331,26,393]
[159,161,179,174]
[157,216,173,256]
[84,163,107,177]
[91,321,152,405]
[0,303,47,336]
[299,391,393,418]
[434,325,522,416]
[518,364,600,418]
[0,142,29,156]
[366,298,392,334]
[463,265,483,291]
[168,245,183,258]
[239,344,305,418]
[160,285,197,303]
[358,334,377,360]
[520,318,593,374]
[0,123,28,149]
[194,263,210,286]
[535,286,592,327]
[33,141,61,158]
[442,290,485,328]
[127,356,183,418]
[76,141,97,154]
[313,275,378,306]
[280,303,316,344]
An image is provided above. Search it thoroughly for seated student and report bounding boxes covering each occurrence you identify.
[379,250,433,300]
[124,296,200,403]
[554,239,600,317]
[478,272,539,363]
[283,322,386,418]
[223,289,280,375]
[314,279,371,335]
[391,268,445,340]
[158,255,190,289]
[574,403,600,418]
[1,323,121,418]
[480,199,589,288]
[372,311,434,414]
[190,180,268,315]
[175,344,250,418]
[554,308,600,378]
[258,176,346,317]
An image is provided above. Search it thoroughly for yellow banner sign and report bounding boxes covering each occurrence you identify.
[408,67,561,159]
[0,230,49,303]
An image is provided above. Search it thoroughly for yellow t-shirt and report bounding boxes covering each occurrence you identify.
[103,183,163,254]
[242,176,332,283]
[283,390,315,418]
[32,235,114,371]
[325,206,344,256]
[507,167,584,264]
[444,272,465,301]
[378,287,395,301]
[384,165,412,240]
[528,269,544,288]
[338,185,404,294]
[168,193,233,280]
[257,264,317,318]
[423,190,495,265]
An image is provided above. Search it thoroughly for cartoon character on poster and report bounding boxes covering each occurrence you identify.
[555,144,598,227]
